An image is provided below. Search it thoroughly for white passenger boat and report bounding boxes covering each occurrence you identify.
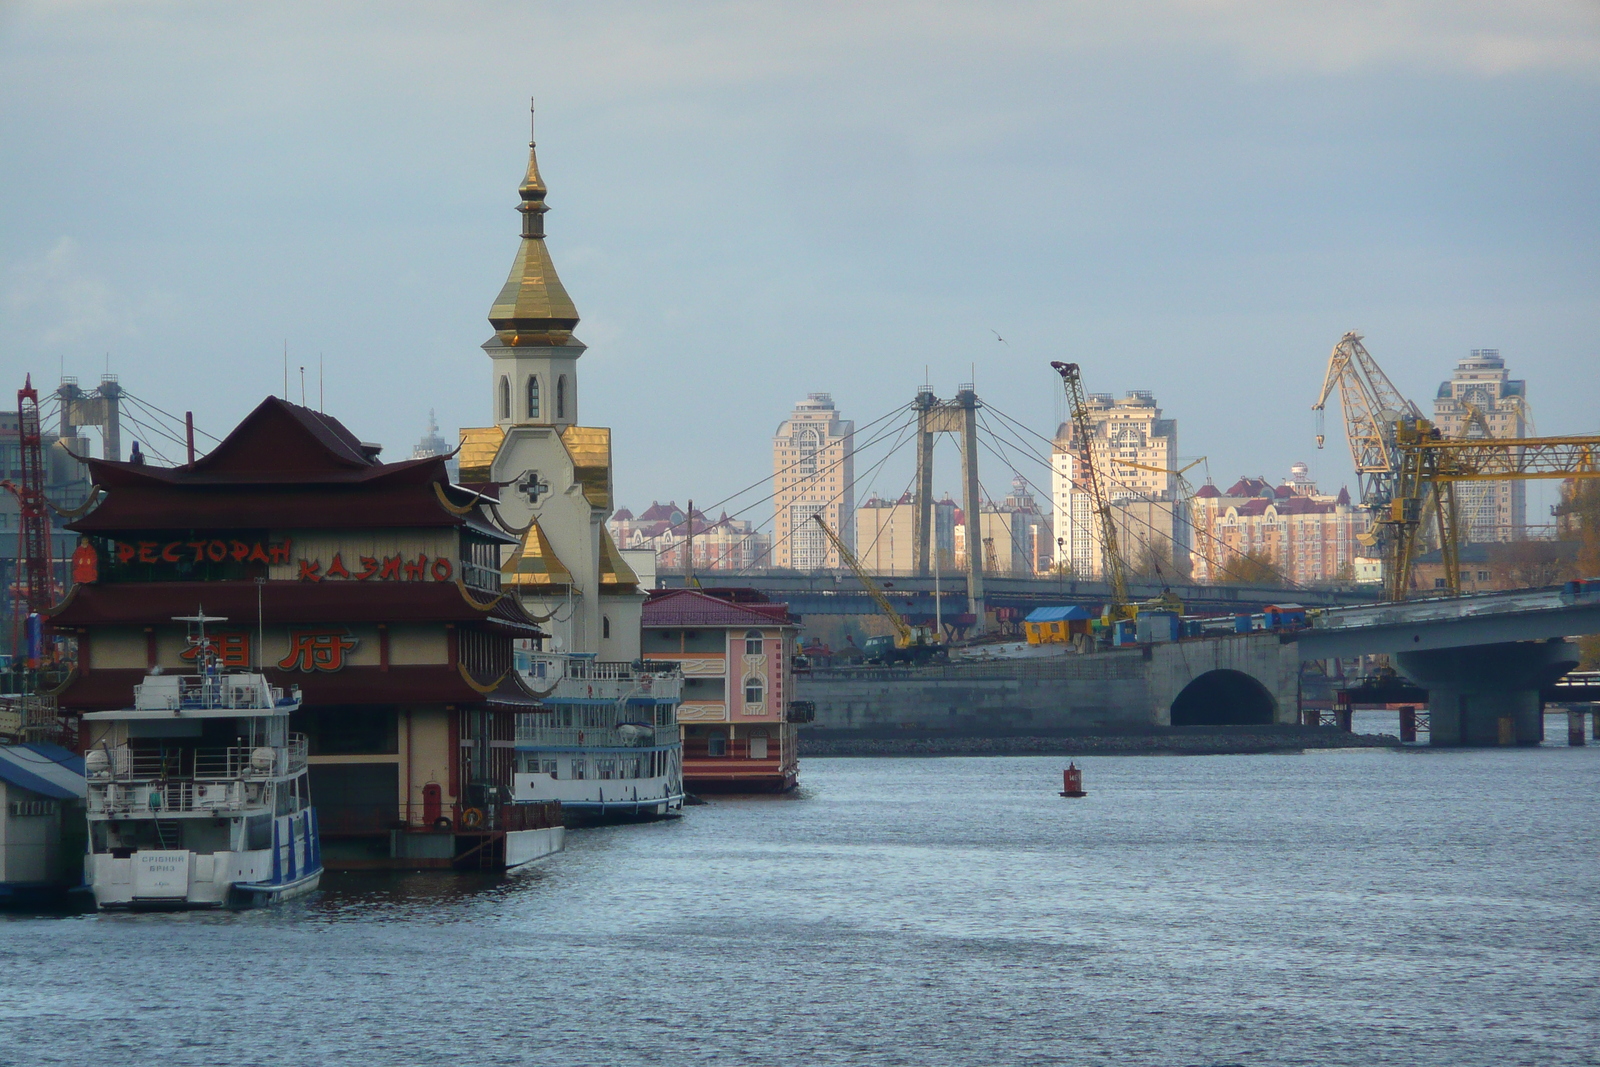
[82,613,320,909]
[512,651,685,822]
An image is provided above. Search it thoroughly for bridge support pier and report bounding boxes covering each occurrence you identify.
[1396,639,1580,747]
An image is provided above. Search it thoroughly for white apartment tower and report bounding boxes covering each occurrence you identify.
[772,393,854,570]
[1432,350,1528,543]
[1050,390,1181,577]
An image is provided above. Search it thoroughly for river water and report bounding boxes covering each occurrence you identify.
[4,715,1598,1067]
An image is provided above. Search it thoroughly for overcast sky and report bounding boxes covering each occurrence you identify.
[3,1,1596,524]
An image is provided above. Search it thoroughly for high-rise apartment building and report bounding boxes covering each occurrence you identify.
[1432,350,1528,543]
[772,393,854,570]
[855,492,956,575]
[1050,390,1182,577]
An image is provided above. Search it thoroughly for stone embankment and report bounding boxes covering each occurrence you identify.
[799,725,1402,758]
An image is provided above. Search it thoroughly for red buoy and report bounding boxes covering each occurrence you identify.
[1059,762,1086,798]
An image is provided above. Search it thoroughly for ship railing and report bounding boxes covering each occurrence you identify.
[92,736,309,783]
[87,778,267,815]
[513,725,665,749]
[134,675,275,712]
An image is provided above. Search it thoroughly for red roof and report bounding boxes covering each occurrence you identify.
[1224,477,1271,497]
[642,588,797,628]
[67,396,502,536]
[1194,483,1221,499]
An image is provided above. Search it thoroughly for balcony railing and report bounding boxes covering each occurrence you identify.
[519,653,683,702]
[514,724,668,748]
[461,561,502,593]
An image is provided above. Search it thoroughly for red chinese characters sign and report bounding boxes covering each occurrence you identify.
[278,628,359,672]
[116,538,292,567]
[297,552,453,583]
[180,631,252,669]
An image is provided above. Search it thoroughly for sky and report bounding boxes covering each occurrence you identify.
[2,1,1597,526]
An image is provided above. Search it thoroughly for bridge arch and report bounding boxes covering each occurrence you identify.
[1170,668,1276,726]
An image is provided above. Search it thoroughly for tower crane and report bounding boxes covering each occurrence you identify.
[1051,361,1134,623]
[0,377,55,640]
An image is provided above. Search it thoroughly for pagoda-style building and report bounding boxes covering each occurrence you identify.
[48,398,558,868]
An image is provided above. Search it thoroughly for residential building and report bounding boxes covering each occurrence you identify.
[1432,349,1528,543]
[772,394,854,570]
[1413,540,1578,595]
[1050,390,1183,578]
[854,492,957,575]
[1189,466,1360,585]
[641,589,801,792]
[610,502,771,574]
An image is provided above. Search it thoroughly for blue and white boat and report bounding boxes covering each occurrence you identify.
[511,651,684,823]
[82,613,320,909]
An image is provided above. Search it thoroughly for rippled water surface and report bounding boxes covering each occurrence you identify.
[5,722,1598,1067]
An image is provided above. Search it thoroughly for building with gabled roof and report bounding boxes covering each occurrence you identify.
[641,589,801,792]
[1189,465,1361,585]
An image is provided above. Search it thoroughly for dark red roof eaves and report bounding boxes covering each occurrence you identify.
[642,589,799,628]
[48,581,544,633]
[56,665,533,713]
[68,485,473,534]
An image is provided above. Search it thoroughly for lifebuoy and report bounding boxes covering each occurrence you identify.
[461,807,484,829]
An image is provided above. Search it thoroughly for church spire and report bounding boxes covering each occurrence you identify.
[488,100,580,347]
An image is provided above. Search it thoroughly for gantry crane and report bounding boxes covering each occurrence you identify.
[809,514,940,664]
[1314,331,1600,600]
[1051,361,1134,623]
[1386,421,1600,600]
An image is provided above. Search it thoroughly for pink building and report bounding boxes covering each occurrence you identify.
[1190,465,1360,585]
[641,589,802,792]
[611,501,772,574]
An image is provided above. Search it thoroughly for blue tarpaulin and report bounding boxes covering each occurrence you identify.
[1024,606,1095,623]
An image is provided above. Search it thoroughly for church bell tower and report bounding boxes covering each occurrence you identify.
[485,101,584,430]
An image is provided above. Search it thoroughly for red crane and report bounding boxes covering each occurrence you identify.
[2,376,54,624]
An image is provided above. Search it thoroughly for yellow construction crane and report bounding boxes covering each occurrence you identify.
[1312,331,1421,550]
[1052,361,1134,623]
[1109,455,1206,614]
[1386,421,1600,600]
[1312,331,1600,599]
[809,514,940,664]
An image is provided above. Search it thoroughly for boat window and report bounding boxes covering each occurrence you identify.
[744,630,763,655]
[246,814,273,850]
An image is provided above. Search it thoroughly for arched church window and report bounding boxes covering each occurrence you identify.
[603,616,611,640]
[556,375,567,420]
[498,376,511,421]
[526,375,540,420]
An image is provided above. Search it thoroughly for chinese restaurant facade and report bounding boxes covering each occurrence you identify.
[49,398,560,869]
